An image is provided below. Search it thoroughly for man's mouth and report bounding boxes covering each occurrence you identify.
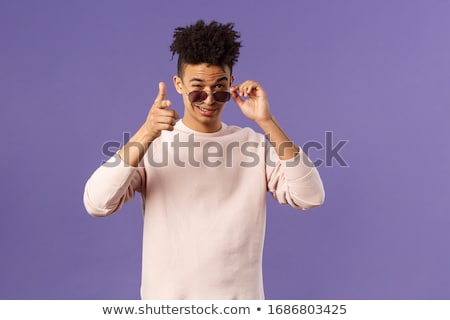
[196,105,217,116]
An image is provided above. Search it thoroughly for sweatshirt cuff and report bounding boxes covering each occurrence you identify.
[280,150,316,181]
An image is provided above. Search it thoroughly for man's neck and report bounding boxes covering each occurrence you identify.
[181,117,222,133]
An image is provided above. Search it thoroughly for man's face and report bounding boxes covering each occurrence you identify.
[174,63,233,133]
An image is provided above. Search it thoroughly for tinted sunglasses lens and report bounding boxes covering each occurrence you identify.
[188,91,208,103]
[213,91,231,103]
[188,91,231,103]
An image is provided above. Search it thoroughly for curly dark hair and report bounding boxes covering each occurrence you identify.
[170,20,242,76]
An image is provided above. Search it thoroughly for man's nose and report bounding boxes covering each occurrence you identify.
[203,91,215,105]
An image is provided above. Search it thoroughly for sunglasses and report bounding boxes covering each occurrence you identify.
[187,90,231,104]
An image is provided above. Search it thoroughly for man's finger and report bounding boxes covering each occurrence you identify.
[159,99,172,109]
[231,90,245,108]
[154,82,166,103]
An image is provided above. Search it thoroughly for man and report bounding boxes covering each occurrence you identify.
[83,20,324,299]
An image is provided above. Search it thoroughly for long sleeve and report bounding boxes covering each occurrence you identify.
[83,154,146,217]
[266,147,325,210]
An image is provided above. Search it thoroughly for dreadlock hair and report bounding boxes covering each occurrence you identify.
[170,20,242,77]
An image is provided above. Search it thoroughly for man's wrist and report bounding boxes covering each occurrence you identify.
[255,116,275,133]
[136,124,158,144]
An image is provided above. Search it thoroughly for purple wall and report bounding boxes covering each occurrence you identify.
[1,0,449,299]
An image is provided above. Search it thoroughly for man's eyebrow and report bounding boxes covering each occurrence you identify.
[215,77,229,83]
[189,78,204,83]
[189,77,229,83]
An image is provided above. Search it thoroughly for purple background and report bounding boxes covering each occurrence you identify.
[1,0,450,299]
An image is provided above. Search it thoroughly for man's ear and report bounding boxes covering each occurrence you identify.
[173,76,183,94]
[230,75,235,86]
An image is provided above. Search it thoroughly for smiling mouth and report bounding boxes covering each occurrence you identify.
[196,105,217,116]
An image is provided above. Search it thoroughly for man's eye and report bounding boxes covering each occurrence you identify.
[215,84,224,89]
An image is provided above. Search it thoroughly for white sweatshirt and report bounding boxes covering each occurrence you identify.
[83,120,325,299]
